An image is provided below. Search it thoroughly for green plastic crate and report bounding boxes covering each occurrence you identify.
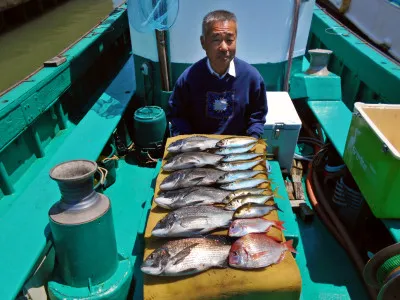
[343,102,400,219]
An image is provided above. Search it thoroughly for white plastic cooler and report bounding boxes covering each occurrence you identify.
[263,92,302,171]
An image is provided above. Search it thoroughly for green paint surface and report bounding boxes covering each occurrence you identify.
[311,6,400,105]
[0,55,134,300]
[308,100,352,157]
[0,0,113,92]
[268,161,299,246]
[297,183,368,300]
[343,109,400,219]
[49,207,118,287]
[308,5,400,242]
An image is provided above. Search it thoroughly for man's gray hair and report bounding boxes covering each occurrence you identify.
[202,10,237,36]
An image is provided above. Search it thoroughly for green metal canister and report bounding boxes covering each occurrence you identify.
[133,106,167,148]
[48,160,118,288]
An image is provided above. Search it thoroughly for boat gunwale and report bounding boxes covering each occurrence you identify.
[0,2,126,99]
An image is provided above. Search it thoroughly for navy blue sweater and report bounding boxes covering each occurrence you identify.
[167,57,268,138]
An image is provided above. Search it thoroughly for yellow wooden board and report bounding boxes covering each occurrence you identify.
[143,135,302,300]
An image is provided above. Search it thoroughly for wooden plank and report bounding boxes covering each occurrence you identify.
[293,182,305,200]
[285,179,295,200]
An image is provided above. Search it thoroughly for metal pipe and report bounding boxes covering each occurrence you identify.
[283,0,301,92]
[155,30,171,91]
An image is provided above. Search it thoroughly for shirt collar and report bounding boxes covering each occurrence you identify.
[206,58,236,79]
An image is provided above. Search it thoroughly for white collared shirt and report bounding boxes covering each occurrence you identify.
[206,58,236,79]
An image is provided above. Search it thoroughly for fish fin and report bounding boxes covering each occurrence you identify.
[273,203,283,213]
[188,175,207,184]
[283,239,297,254]
[273,220,286,231]
[203,235,232,245]
[250,251,269,260]
[179,217,209,228]
[277,252,287,264]
[217,259,229,269]
[172,243,200,265]
[189,200,208,206]
[267,235,283,243]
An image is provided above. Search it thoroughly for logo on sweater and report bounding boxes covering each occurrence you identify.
[206,91,234,119]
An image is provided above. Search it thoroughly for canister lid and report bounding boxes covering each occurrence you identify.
[134,106,164,121]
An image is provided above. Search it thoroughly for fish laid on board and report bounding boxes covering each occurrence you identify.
[215,158,264,172]
[228,218,285,237]
[222,153,264,162]
[216,170,263,184]
[213,143,256,155]
[229,233,296,269]
[152,205,234,237]
[160,168,226,191]
[168,136,220,153]
[141,237,231,276]
[154,187,231,210]
[220,178,269,190]
[233,203,281,219]
[163,152,223,171]
[224,194,274,211]
[217,137,258,148]
[224,188,269,203]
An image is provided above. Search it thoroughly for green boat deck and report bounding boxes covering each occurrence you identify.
[0,55,135,300]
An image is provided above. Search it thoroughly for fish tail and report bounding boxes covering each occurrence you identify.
[273,220,286,231]
[258,138,268,147]
[283,239,297,254]
[273,187,284,200]
[273,203,283,213]
[257,159,267,170]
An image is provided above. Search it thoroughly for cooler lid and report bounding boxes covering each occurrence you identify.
[264,92,302,130]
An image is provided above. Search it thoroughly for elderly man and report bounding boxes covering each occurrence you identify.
[167,10,268,138]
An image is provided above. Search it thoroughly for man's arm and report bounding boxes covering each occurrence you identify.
[246,76,268,138]
[166,78,192,137]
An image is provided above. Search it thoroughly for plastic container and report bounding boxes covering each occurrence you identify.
[344,102,400,218]
[134,106,167,148]
[263,92,302,171]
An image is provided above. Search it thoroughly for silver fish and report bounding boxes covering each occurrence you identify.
[229,233,296,269]
[233,203,281,219]
[225,195,274,211]
[141,237,231,276]
[163,152,223,171]
[220,178,269,190]
[215,159,264,172]
[217,137,258,148]
[222,153,264,162]
[216,170,263,184]
[228,218,285,237]
[152,205,234,237]
[213,144,255,155]
[168,136,220,153]
[160,168,226,191]
[224,188,268,203]
[154,187,231,210]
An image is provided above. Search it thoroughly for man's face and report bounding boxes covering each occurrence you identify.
[201,20,237,74]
